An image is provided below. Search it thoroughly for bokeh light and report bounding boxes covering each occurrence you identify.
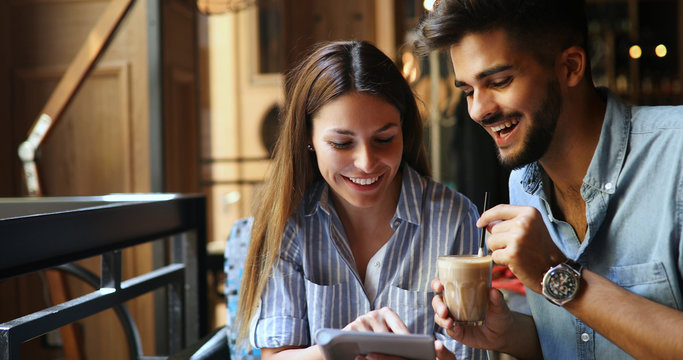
[629,45,642,59]
[423,0,436,11]
[655,44,667,58]
[401,51,419,83]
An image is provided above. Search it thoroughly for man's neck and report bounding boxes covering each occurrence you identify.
[540,87,606,194]
[538,87,606,241]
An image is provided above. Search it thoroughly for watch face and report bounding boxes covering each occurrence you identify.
[545,268,579,299]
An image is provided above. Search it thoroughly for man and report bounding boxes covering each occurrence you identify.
[415,1,683,359]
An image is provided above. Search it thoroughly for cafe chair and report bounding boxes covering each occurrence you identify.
[224,217,261,359]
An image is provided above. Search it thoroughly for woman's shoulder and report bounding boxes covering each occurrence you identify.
[427,178,479,215]
[403,165,478,216]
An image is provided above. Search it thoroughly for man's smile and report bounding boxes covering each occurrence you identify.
[483,113,522,144]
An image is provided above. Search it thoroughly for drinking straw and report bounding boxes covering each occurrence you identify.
[478,191,489,256]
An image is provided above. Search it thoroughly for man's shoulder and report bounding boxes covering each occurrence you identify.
[631,104,683,132]
[629,105,683,161]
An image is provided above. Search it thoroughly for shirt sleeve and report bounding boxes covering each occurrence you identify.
[251,219,310,348]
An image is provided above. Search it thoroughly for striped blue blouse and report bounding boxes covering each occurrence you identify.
[252,164,486,359]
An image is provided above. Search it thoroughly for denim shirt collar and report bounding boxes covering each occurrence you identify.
[303,163,424,227]
[582,88,630,195]
[521,88,630,197]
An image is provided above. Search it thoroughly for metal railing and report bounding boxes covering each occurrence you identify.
[0,194,208,359]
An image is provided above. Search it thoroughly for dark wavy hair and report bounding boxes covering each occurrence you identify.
[236,40,429,343]
[415,0,590,69]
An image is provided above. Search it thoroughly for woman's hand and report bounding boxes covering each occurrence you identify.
[344,307,410,360]
[431,278,512,351]
[343,306,411,334]
[434,339,457,360]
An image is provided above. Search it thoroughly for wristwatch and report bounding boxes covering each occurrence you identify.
[541,259,583,306]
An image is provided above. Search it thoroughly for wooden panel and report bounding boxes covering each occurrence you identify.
[312,0,376,43]
[3,0,158,358]
[282,0,316,72]
[165,67,199,193]
[163,0,199,194]
[13,62,134,195]
[0,0,15,196]
[10,1,109,67]
[281,0,377,71]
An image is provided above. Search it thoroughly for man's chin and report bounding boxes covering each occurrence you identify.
[496,150,535,171]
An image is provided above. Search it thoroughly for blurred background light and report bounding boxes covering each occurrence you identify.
[629,45,642,59]
[655,44,667,57]
[401,51,419,83]
[423,0,436,11]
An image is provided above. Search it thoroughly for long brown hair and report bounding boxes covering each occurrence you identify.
[235,40,429,342]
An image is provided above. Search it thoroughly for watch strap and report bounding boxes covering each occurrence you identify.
[564,259,584,275]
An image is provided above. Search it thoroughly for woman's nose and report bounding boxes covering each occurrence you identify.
[354,144,377,171]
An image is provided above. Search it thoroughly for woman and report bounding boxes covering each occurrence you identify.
[235,40,485,359]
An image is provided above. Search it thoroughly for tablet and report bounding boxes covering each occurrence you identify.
[314,328,435,360]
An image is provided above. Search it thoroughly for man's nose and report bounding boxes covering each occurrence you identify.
[468,90,498,122]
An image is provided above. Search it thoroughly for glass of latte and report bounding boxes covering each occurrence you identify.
[437,255,492,326]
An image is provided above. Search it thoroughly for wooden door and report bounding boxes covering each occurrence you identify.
[0,0,198,358]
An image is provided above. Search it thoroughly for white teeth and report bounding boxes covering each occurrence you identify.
[490,118,519,132]
[349,176,379,185]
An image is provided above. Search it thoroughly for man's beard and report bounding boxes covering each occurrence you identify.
[497,80,562,170]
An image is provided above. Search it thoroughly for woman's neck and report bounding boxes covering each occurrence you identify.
[331,171,402,278]
[332,170,402,234]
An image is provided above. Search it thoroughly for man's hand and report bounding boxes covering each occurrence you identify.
[479,204,566,293]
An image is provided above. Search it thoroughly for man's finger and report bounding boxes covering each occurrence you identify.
[476,204,527,227]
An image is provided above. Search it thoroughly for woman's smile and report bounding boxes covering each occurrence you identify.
[311,91,403,210]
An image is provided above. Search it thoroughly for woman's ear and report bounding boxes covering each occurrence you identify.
[558,46,587,87]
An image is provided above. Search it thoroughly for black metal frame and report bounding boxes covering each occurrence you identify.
[55,262,144,360]
[0,194,208,359]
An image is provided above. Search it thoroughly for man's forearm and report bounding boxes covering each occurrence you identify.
[566,270,683,359]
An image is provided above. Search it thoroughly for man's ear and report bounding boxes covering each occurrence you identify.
[558,46,587,87]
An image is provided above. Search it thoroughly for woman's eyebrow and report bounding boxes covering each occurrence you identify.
[374,123,399,134]
[330,128,354,135]
[329,123,398,135]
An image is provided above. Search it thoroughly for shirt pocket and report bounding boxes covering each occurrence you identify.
[606,262,678,309]
[303,278,365,332]
[384,285,435,335]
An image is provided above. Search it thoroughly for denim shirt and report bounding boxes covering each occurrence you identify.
[509,88,683,359]
[252,164,488,359]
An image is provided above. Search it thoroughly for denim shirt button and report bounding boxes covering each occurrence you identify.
[604,182,613,190]
[581,333,590,342]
